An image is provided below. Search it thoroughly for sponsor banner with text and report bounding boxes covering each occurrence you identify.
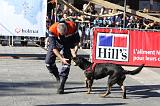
[0,0,47,37]
[92,28,160,67]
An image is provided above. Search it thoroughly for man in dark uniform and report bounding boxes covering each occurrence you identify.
[45,20,80,94]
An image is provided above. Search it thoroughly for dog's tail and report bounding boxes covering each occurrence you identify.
[124,64,145,75]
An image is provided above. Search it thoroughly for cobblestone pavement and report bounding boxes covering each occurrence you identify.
[0,46,160,106]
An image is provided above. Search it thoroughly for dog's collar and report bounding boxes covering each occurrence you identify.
[85,62,96,72]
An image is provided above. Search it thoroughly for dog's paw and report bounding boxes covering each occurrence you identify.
[100,91,111,98]
[86,91,90,94]
[122,95,127,99]
[122,96,127,99]
[100,93,107,98]
[86,89,91,94]
[122,92,126,99]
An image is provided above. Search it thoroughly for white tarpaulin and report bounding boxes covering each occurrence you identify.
[0,0,47,37]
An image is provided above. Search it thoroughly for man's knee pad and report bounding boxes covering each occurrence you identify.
[59,64,70,77]
[46,64,58,74]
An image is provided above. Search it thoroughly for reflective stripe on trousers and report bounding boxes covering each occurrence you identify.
[59,64,70,78]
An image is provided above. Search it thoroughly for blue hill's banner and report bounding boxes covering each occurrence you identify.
[92,28,160,67]
[96,33,129,62]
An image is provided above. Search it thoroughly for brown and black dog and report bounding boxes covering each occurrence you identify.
[73,57,144,99]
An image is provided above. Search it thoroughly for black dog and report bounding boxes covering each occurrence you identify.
[73,57,144,99]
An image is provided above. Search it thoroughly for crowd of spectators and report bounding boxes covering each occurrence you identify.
[46,0,160,49]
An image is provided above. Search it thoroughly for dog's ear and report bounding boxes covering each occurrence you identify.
[72,57,77,61]
[72,57,79,66]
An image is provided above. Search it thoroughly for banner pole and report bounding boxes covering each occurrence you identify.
[12,35,13,46]
[123,0,127,28]
[54,0,57,22]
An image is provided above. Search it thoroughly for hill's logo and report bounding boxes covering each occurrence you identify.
[96,33,129,61]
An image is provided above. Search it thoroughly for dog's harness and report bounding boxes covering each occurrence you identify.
[85,62,96,72]
[84,62,97,80]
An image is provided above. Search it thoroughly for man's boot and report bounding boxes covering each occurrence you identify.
[57,77,67,94]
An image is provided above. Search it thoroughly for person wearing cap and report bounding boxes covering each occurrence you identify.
[45,20,80,94]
